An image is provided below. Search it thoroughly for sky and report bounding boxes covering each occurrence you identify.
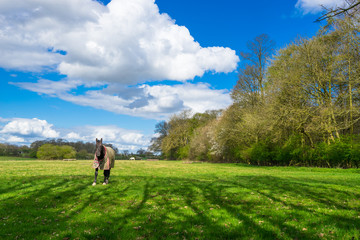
[0,0,348,152]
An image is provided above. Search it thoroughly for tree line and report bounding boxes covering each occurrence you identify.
[150,16,360,168]
[0,139,155,160]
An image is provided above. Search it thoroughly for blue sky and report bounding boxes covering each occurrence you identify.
[0,0,346,151]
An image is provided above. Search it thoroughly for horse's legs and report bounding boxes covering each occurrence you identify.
[93,168,98,185]
[103,170,110,184]
[107,170,111,183]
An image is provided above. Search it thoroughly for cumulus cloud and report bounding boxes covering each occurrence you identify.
[8,136,25,143]
[0,118,151,150]
[141,83,232,115]
[0,0,105,71]
[65,132,81,140]
[0,0,239,82]
[296,0,347,13]
[80,125,148,148]
[0,118,59,140]
[62,125,150,151]
[12,80,232,119]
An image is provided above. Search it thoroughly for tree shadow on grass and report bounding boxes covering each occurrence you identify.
[102,175,359,239]
[223,176,360,239]
[0,174,359,240]
[0,175,122,239]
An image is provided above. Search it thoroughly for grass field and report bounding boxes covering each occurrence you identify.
[0,159,359,240]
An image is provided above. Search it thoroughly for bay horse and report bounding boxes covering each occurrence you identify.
[92,138,115,185]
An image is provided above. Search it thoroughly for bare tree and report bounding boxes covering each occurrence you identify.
[148,121,170,153]
[316,0,360,22]
[231,34,275,106]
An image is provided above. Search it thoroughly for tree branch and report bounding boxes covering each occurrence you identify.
[316,1,360,22]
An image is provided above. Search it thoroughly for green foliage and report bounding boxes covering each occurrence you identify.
[37,144,76,160]
[178,145,190,159]
[0,143,32,157]
[274,135,304,166]
[350,144,360,168]
[307,138,360,168]
[76,149,92,160]
[151,18,360,168]
[61,145,77,159]
[241,136,360,168]
[326,140,351,167]
[37,144,58,160]
[160,110,220,160]
[247,141,274,166]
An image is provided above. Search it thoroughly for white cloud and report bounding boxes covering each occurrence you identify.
[12,80,232,119]
[141,83,232,115]
[10,79,82,96]
[0,118,59,139]
[60,125,151,151]
[296,0,347,13]
[0,117,10,123]
[0,0,105,71]
[0,117,151,151]
[65,132,81,140]
[8,136,25,143]
[0,0,239,82]
[84,125,148,147]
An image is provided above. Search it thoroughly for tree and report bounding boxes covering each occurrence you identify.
[76,149,90,159]
[0,143,31,157]
[268,17,360,145]
[148,19,360,167]
[316,0,360,22]
[188,119,219,161]
[231,34,275,107]
[215,34,276,161]
[37,144,59,160]
[156,110,222,160]
[161,110,193,159]
[37,144,76,160]
[136,148,146,157]
[61,145,77,159]
[148,121,170,153]
[329,17,360,136]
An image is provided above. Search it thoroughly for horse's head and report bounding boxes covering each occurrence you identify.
[95,138,103,157]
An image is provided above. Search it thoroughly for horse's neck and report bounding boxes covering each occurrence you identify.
[99,146,105,159]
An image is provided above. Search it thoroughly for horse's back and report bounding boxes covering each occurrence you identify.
[105,146,115,168]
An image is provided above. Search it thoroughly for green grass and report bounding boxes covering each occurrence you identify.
[0,160,359,240]
[0,156,36,161]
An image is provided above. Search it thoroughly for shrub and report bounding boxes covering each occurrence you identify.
[178,145,190,160]
[275,135,305,166]
[248,141,274,166]
[326,140,351,167]
[61,145,77,159]
[309,140,353,168]
[37,144,76,160]
[349,144,360,168]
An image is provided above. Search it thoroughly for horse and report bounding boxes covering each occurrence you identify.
[92,138,115,185]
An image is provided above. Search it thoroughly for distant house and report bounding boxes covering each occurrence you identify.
[129,157,135,160]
